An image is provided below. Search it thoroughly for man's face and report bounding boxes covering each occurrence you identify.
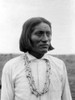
[30,22,52,55]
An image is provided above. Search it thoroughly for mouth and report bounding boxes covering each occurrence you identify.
[39,44,49,49]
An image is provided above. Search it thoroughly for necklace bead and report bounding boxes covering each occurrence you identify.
[24,54,51,97]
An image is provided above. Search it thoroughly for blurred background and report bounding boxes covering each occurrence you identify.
[0,0,75,99]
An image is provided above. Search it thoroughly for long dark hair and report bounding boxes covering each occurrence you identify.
[19,17,54,53]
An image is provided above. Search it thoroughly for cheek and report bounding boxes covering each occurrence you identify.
[31,35,41,43]
[49,35,52,41]
[30,36,41,47]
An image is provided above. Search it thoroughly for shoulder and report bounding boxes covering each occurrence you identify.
[46,54,65,71]
[2,54,24,73]
[46,54,67,80]
[47,54,64,64]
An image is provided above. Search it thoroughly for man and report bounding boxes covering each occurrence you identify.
[1,17,72,100]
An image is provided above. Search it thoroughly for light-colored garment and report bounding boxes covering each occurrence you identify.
[1,52,72,100]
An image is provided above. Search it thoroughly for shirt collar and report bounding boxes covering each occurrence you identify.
[26,52,49,61]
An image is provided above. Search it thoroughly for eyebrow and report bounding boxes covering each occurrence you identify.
[34,30,51,33]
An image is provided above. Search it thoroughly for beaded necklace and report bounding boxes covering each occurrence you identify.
[24,54,51,97]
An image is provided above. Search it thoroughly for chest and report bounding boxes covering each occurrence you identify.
[12,60,62,98]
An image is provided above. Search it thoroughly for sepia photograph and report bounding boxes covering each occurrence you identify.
[0,0,75,100]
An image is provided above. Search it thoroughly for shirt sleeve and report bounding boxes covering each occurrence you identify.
[1,63,14,100]
[61,62,72,100]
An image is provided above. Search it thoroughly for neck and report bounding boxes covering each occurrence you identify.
[28,51,45,59]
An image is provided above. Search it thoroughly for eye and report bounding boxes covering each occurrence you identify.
[46,31,51,37]
[35,31,43,36]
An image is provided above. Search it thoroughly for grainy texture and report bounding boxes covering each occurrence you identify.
[0,54,75,100]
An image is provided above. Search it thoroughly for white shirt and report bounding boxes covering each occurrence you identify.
[1,52,72,100]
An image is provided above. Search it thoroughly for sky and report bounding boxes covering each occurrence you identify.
[0,0,75,54]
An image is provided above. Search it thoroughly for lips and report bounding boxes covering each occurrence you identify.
[39,44,49,48]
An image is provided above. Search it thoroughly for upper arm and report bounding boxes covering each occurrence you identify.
[1,63,14,100]
[61,62,72,100]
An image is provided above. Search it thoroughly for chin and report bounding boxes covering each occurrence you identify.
[40,49,48,54]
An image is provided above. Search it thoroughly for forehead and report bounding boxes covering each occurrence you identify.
[34,22,51,31]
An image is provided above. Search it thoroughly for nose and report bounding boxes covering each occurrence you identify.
[42,33,48,42]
